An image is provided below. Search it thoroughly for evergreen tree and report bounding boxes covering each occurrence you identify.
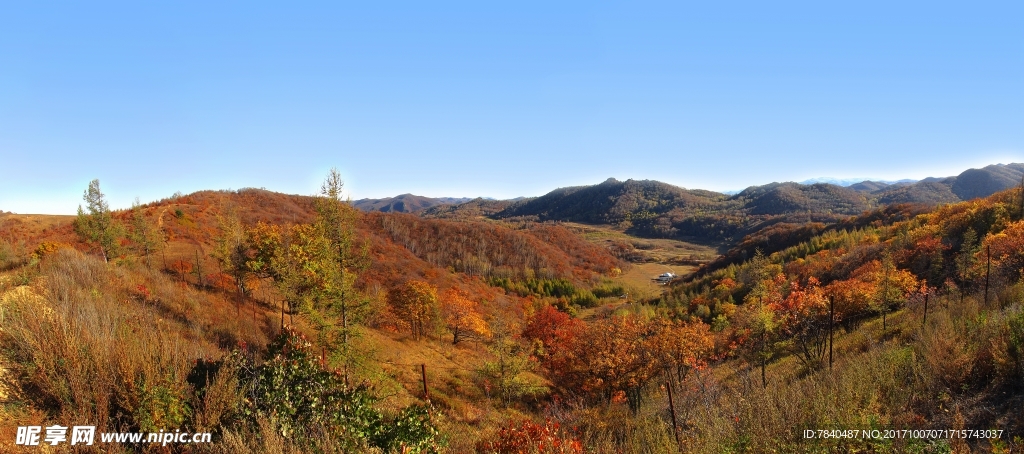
[128,198,162,269]
[955,228,980,303]
[75,179,124,262]
[311,169,369,369]
[212,209,249,297]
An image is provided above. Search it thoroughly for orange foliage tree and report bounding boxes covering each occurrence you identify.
[389,280,439,340]
[981,220,1024,283]
[647,319,715,384]
[206,272,236,293]
[773,277,830,368]
[824,277,875,328]
[475,419,583,454]
[440,288,490,344]
[543,316,659,411]
[866,255,919,333]
[539,314,716,411]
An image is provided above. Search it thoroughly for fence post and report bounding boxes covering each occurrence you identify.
[421,364,430,402]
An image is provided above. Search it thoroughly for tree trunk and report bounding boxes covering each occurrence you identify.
[761,355,767,389]
[828,296,834,371]
[984,245,991,307]
[666,381,681,450]
[195,249,203,287]
[923,291,928,326]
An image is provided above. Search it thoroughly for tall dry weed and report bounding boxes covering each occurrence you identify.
[1,249,214,433]
[917,297,1006,395]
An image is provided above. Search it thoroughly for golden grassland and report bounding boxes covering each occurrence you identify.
[563,222,721,261]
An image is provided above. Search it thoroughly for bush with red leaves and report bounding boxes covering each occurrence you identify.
[476,419,583,454]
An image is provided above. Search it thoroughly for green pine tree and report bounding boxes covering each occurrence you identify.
[128,198,162,269]
[75,179,124,263]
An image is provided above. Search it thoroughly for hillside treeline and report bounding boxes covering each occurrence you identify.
[366,212,620,281]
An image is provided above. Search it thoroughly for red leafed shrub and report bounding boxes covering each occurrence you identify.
[170,259,193,282]
[134,284,151,301]
[476,419,583,454]
[206,272,236,292]
[522,305,580,350]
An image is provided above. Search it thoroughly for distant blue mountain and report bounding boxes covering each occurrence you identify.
[799,177,918,187]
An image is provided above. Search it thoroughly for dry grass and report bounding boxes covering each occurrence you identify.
[1,250,217,433]
[563,222,721,264]
[626,292,1024,453]
[0,249,294,454]
[0,249,547,452]
[0,249,365,453]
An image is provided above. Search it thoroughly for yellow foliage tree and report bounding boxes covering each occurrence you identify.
[440,288,490,344]
[389,280,439,340]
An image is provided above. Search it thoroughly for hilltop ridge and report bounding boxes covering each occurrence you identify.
[351,194,478,213]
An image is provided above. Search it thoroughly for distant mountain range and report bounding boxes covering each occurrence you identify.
[351,194,478,213]
[799,177,918,186]
[351,163,1024,241]
[417,163,1024,241]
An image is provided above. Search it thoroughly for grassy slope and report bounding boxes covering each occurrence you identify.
[0,190,615,451]
[671,298,1024,453]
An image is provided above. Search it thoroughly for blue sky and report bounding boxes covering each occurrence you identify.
[2,1,1022,214]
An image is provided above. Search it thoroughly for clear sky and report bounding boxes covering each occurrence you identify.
[2,1,1022,214]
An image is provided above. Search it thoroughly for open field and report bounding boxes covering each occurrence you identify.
[560,222,723,264]
[555,222,721,317]
[559,222,719,299]
[616,262,695,297]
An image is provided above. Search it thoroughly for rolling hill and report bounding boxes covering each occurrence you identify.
[351,194,476,213]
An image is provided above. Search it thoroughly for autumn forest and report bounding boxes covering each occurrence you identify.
[2,164,1024,453]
